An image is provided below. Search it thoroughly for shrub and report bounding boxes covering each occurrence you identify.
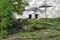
[0,30,8,37]
[0,37,2,40]
[54,25,60,31]
[0,30,8,39]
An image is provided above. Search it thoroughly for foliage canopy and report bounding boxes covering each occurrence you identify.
[0,0,28,39]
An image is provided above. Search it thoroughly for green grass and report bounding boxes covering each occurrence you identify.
[17,29,59,37]
[17,29,60,40]
[17,18,60,40]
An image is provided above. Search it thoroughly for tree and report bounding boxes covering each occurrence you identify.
[11,0,28,14]
[0,0,28,38]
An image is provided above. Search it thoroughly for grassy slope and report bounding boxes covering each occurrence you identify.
[17,18,60,40]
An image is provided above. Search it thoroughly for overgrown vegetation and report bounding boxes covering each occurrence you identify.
[17,18,60,40]
[20,18,60,32]
[0,0,60,40]
[0,0,28,39]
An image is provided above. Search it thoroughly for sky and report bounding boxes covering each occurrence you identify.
[24,0,60,18]
[13,0,60,19]
[25,0,53,9]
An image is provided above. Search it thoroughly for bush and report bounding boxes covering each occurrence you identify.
[22,19,54,31]
[21,19,60,32]
[54,25,60,31]
[0,30,8,40]
[0,30,8,37]
[0,37,2,40]
[28,19,36,25]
